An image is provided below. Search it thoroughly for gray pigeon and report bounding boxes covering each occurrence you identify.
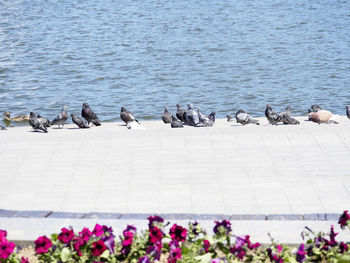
[37,114,51,128]
[185,104,199,126]
[51,106,68,128]
[346,106,350,119]
[71,114,90,128]
[196,109,215,127]
[82,102,101,126]
[120,107,139,124]
[226,115,234,122]
[279,106,300,125]
[236,109,259,125]
[265,104,283,125]
[1,124,6,130]
[162,107,172,124]
[171,115,183,128]
[29,112,48,133]
[176,104,185,123]
[308,105,322,113]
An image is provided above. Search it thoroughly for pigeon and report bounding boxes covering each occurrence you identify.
[279,106,300,125]
[226,115,234,122]
[308,110,338,124]
[51,106,68,128]
[265,104,283,125]
[120,107,139,124]
[82,102,101,126]
[185,104,199,126]
[176,104,185,123]
[37,114,51,127]
[162,107,172,124]
[346,106,350,119]
[71,114,90,128]
[196,109,215,127]
[29,112,48,133]
[0,124,6,130]
[308,105,323,113]
[236,109,260,125]
[3,111,29,122]
[171,115,183,128]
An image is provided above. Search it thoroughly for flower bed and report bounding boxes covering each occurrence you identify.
[1,211,350,263]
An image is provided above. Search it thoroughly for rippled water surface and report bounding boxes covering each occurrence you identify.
[0,0,349,122]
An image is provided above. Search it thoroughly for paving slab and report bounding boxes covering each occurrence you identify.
[0,116,349,223]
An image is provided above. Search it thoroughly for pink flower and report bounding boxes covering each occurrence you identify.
[92,240,107,257]
[79,227,92,242]
[203,240,210,252]
[338,210,350,229]
[0,230,7,241]
[147,216,164,229]
[296,244,306,263]
[21,257,30,263]
[146,241,162,260]
[340,242,349,253]
[329,225,338,246]
[93,224,104,237]
[149,226,163,244]
[168,247,182,263]
[122,231,134,247]
[213,220,231,234]
[0,238,15,259]
[34,236,52,254]
[58,228,74,244]
[169,224,187,242]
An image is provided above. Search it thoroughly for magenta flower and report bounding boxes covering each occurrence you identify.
[92,240,107,257]
[138,255,151,263]
[168,247,182,263]
[123,225,137,236]
[73,236,85,256]
[0,238,15,259]
[329,225,338,246]
[93,224,104,237]
[296,244,306,263]
[21,257,30,263]
[339,211,350,229]
[149,226,163,244]
[0,230,7,241]
[79,227,92,242]
[243,235,260,250]
[122,231,134,247]
[58,228,74,244]
[213,220,232,234]
[147,216,164,229]
[169,224,187,242]
[146,241,162,260]
[340,242,349,253]
[230,244,246,260]
[267,247,284,263]
[34,236,52,254]
[203,239,210,252]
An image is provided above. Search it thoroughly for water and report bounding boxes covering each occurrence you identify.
[0,0,350,123]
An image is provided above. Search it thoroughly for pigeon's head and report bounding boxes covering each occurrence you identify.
[70,113,75,117]
[63,105,68,110]
[226,114,232,119]
[83,102,90,108]
[29,112,36,117]
[164,106,169,112]
[209,112,216,116]
[266,104,272,111]
[236,109,246,115]
[176,104,181,108]
[308,105,322,113]
[209,112,216,121]
[121,106,127,112]
[285,106,291,111]
[3,111,10,117]
[187,104,194,109]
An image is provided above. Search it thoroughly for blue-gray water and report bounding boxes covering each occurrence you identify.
[1,0,350,123]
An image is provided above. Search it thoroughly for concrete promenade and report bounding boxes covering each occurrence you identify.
[1,116,350,241]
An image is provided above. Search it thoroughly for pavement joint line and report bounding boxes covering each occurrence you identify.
[0,209,341,221]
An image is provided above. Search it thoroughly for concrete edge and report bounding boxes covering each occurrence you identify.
[0,209,341,221]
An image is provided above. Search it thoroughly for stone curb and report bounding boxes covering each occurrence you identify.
[0,209,341,221]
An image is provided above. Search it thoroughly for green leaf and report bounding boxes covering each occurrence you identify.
[100,249,111,259]
[194,253,212,263]
[60,247,71,262]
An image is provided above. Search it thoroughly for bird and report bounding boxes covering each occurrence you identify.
[51,106,68,128]
[176,104,185,123]
[171,115,183,128]
[207,112,216,127]
[0,124,6,130]
[308,105,323,113]
[71,114,90,128]
[162,107,172,124]
[82,102,101,126]
[265,104,283,125]
[197,109,215,127]
[185,104,199,126]
[36,114,51,128]
[120,107,139,124]
[3,111,29,122]
[226,115,234,122]
[236,109,260,125]
[346,106,350,119]
[308,110,338,124]
[29,112,48,133]
[279,106,300,125]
